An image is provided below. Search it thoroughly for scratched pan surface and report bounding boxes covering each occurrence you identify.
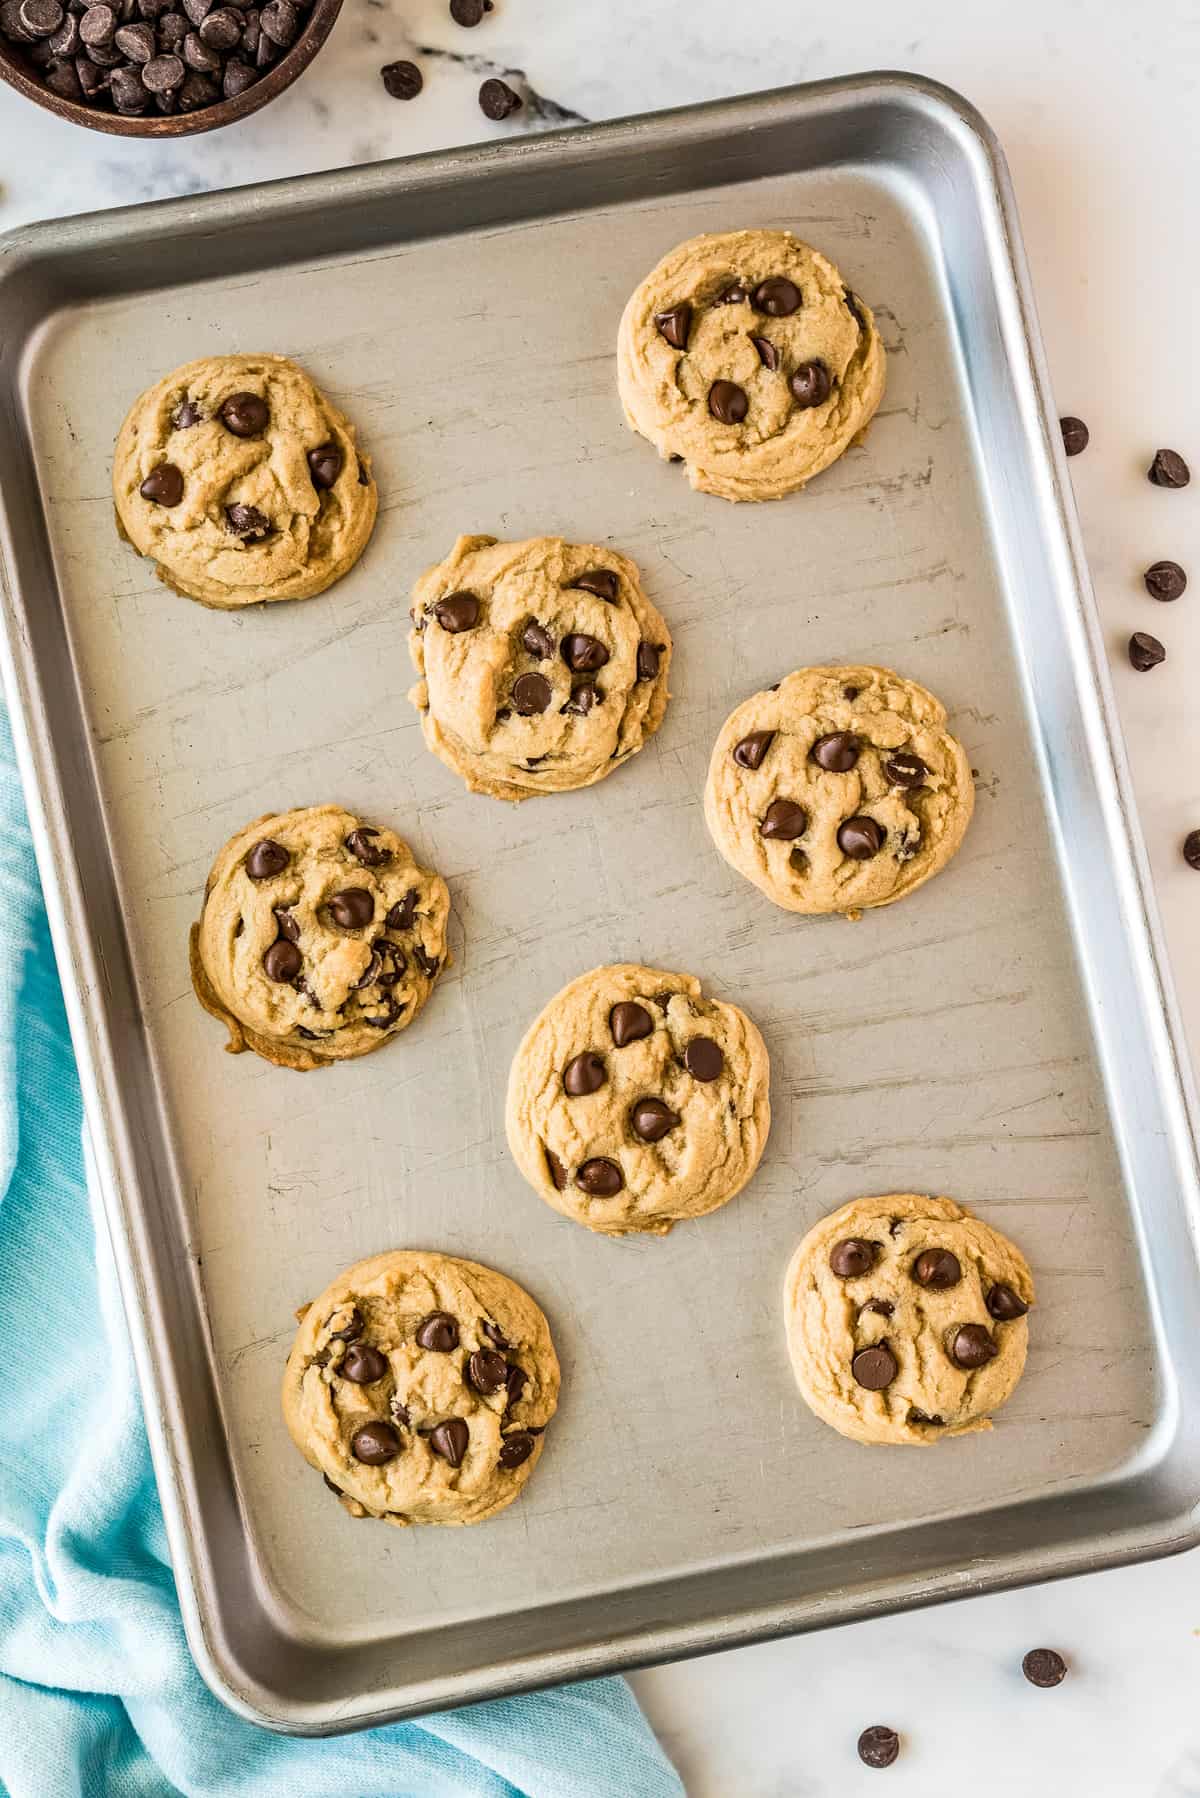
[1,76,1199,1733]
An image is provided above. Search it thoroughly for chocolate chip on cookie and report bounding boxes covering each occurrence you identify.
[568,568,619,603]
[564,1051,606,1095]
[512,672,553,715]
[139,463,184,506]
[351,1421,402,1464]
[545,1148,567,1189]
[576,1157,624,1196]
[466,1348,508,1394]
[654,305,691,348]
[610,1001,653,1046]
[911,1248,961,1289]
[561,632,609,672]
[852,1342,897,1390]
[630,1097,679,1141]
[811,731,860,771]
[683,1037,723,1081]
[733,729,775,769]
[307,442,344,489]
[752,276,802,315]
[433,591,481,633]
[837,816,885,859]
[262,939,302,982]
[498,1431,536,1468]
[387,890,419,931]
[341,1343,388,1384]
[245,838,289,879]
[327,888,374,930]
[416,1311,459,1352]
[636,641,662,682]
[789,361,831,408]
[429,1418,470,1465]
[219,390,269,436]
[708,379,749,424]
[947,1323,998,1368]
[522,620,555,658]
[884,750,928,787]
[760,799,807,840]
[986,1282,1029,1321]
[345,826,391,867]
[829,1238,877,1278]
[750,334,781,371]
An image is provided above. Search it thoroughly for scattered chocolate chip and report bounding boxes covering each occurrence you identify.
[466,1348,508,1394]
[564,1051,606,1096]
[884,750,928,787]
[271,907,299,944]
[429,1417,469,1465]
[345,827,390,867]
[306,441,343,489]
[734,730,775,770]
[246,838,288,879]
[708,379,748,424]
[857,1726,900,1770]
[760,799,807,840]
[852,1343,897,1390]
[654,304,691,349]
[630,1097,680,1142]
[908,1409,944,1426]
[226,502,271,540]
[351,1421,401,1464]
[789,361,832,408]
[545,1148,567,1190]
[843,684,860,700]
[811,731,860,772]
[576,1157,624,1196]
[364,997,405,1031]
[561,632,609,672]
[838,816,885,859]
[327,887,374,930]
[683,1037,723,1081]
[1144,559,1187,601]
[521,622,555,661]
[380,57,422,99]
[752,276,801,316]
[1128,630,1166,671]
[479,74,520,118]
[416,1311,459,1352]
[481,1319,512,1352]
[390,1398,410,1427]
[986,1282,1029,1321]
[1184,830,1200,870]
[183,30,220,69]
[750,334,780,371]
[413,945,439,979]
[498,1430,535,1468]
[139,463,183,506]
[1059,416,1089,457]
[563,681,598,716]
[433,591,480,633]
[912,1248,962,1289]
[1022,1648,1067,1688]
[222,57,254,96]
[569,568,619,603]
[715,283,749,304]
[374,941,406,985]
[504,1362,527,1407]
[352,950,383,990]
[512,672,552,716]
[830,1239,876,1278]
[328,1307,363,1342]
[1149,448,1189,489]
[263,939,302,983]
[173,399,202,428]
[610,1001,653,1046]
[341,1343,387,1384]
[386,890,418,931]
[861,1298,894,1317]
[636,641,661,682]
[948,1323,997,1368]
[218,390,268,437]
[450,0,490,21]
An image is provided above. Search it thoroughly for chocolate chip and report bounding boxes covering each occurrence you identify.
[219,389,268,436]
[630,1097,679,1142]
[948,1323,997,1368]
[196,0,237,41]
[390,1399,410,1427]
[109,63,148,108]
[1149,448,1189,488]
[141,48,183,85]
[760,799,807,840]
[789,361,832,408]
[516,623,553,663]
[429,1418,469,1465]
[564,1051,606,1096]
[683,1037,723,1081]
[139,463,183,506]
[654,305,691,349]
[569,568,619,603]
[181,0,211,21]
[498,1431,535,1468]
[327,887,374,930]
[1143,559,1187,602]
[182,28,219,68]
[750,334,780,371]
[561,632,608,672]
[512,672,552,716]
[1184,829,1200,870]
[708,380,748,424]
[479,74,520,118]
[74,56,107,95]
[636,641,661,682]
[908,1409,944,1426]
[258,0,293,40]
[752,276,801,316]
[306,442,343,489]
[341,1343,387,1384]
[1060,416,1089,456]
[563,682,599,716]
[226,502,271,540]
[272,906,299,942]
[857,1727,900,1770]
[733,730,775,770]
[381,57,422,98]
[415,1311,459,1352]
[433,591,480,633]
[852,1343,897,1390]
[263,939,301,982]
[364,998,405,1031]
[322,1473,343,1495]
[222,56,254,96]
[387,890,418,931]
[19,0,62,32]
[481,1319,512,1352]
[610,1001,653,1046]
[861,1298,893,1317]
[715,283,749,304]
[843,289,865,328]
[450,0,491,19]
[352,951,383,990]
[830,1238,876,1278]
[113,15,152,52]
[838,816,885,859]
[811,731,859,772]
[986,1282,1029,1321]
[504,1362,527,1407]
[576,1157,624,1196]
[462,1348,507,1395]
[413,945,439,979]
[245,838,288,879]
[173,399,202,428]
[328,1306,363,1342]
[345,827,390,867]
[912,1248,961,1289]
[1128,631,1166,671]
[78,3,115,43]
[374,941,406,985]
[884,750,928,787]
[1022,1648,1067,1688]
[351,1421,402,1464]
[545,1148,567,1190]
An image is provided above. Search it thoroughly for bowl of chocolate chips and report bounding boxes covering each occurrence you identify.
[0,0,340,133]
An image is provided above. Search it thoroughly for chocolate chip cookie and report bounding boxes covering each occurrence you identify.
[408,534,672,801]
[617,229,886,501]
[506,963,770,1236]
[190,804,449,1071]
[113,353,377,609]
[784,1194,1034,1446]
[283,1250,559,1528]
[704,665,974,915]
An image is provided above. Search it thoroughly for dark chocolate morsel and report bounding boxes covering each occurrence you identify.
[811,731,859,772]
[630,1097,680,1142]
[911,1248,962,1290]
[986,1282,1029,1321]
[341,1343,387,1384]
[139,463,184,506]
[569,568,619,603]
[563,1051,606,1096]
[498,1430,536,1468]
[327,887,374,930]
[466,1348,508,1394]
[760,799,807,840]
[948,1323,998,1368]
[351,1421,401,1464]
[219,390,269,436]
[683,1037,723,1081]
[576,1157,624,1196]
[654,304,691,349]
[415,1311,459,1352]
[610,1001,653,1047]
[429,1417,469,1465]
[734,730,775,770]
[852,1343,898,1390]
[245,838,288,879]
[829,1238,876,1278]
[263,940,301,982]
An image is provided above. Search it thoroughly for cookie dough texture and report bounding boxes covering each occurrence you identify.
[408,534,672,801]
[506,963,770,1236]
[705,665,974,915]
[785,1194,1034,1446]
[283,1250,560,1528]
[191,804,449,1071]
[617,229,886,501]
[113,353,377,608]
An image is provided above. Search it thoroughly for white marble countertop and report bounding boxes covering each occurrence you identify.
[5,1,1200,1791]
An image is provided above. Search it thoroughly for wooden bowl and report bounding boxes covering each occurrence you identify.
[0,0,341,137]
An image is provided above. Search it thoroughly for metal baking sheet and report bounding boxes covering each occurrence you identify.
[2,74,1199,1735]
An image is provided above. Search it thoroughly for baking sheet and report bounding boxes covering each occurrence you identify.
[1,76,1198,1732]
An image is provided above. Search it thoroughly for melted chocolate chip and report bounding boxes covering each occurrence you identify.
[760,799,807,840]
[351,1421,401,1464]
[522,621,555,658]
[838,816,885,859]
[986,1282,1029,1321]
[173,400,202,429]
[327,887,374,930]
[654,304,691,349]
[610,1001,653,1047]
[811,731,859,772]
[429,1418,469,1466]
[752,276,801,315]
[576,1157,624,1196]
[499,1431,536,1468]
[341,1343,387,1384]
[911,1248,962,1290]
[245,838,288,880]
[328,1308,363,1341]
[789,361,832,408]
[512,672,552,716]
[561,633,609,673]
[636,641,661,682]
[273,906,299,942]
[387,890,418,931]
[715,283,749,304]
[466,1348,508,1394]
[861,1298,894,1317]
[414,945,440,979]
[545,1148,567,1190]
[884,750,928,787]
[852,1343,898,1390]
[733,730,775,770]
[564,1051,606,1096]
[481,1319,513,1351]
[630,1097,680,1142]
[750,334,780,370]
[684,1037,723,1082]
[345,827,390,867]
[307,442,343,489]
[415,1311,459,1352]
[948,1323,997,1368]
[263,940,301,982]
[219,390,268,436]
[226,502,271,540]
[569,568,619,603]
[504,1362,527,1407]
[433,591,480,633]
[139,463,184,506]
[830,1238,877,1278]
[708,379,748,424]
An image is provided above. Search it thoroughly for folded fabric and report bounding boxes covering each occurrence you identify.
[0,707,684,1798]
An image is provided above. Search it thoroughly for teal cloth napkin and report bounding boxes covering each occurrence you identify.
[0,709,684,1798]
